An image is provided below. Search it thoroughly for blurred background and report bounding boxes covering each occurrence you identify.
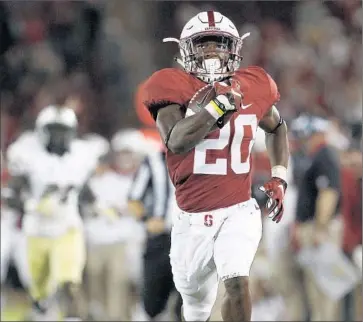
[0,1,361,321]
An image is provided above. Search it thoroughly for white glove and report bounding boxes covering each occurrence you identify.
[213,79,242,111]
[215,94,237,112]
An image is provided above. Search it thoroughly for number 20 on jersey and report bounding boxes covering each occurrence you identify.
[193,115,258,175]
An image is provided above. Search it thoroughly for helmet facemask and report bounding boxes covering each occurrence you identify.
[40,123,76,156]
[179,33,244,83]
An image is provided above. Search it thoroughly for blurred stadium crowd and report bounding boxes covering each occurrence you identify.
[0,1,362,321]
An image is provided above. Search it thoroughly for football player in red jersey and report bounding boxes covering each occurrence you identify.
[138,11,289,322]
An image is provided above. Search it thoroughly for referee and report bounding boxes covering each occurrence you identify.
[291,115,342,321]
[128,149,182,321]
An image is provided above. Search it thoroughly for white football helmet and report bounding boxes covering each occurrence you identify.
[83,133,110,158]
[111,129,148,154]
[35,105,78,155]
[111,129,148,174]
[111,128,162,154]
[164,11,250,83]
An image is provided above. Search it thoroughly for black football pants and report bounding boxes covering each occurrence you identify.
[142,233,182,321]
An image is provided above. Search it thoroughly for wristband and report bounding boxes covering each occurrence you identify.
[271,165,288,183]
[204,100,224,120]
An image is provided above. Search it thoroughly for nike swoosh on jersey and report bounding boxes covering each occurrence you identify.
[241,103,253,109]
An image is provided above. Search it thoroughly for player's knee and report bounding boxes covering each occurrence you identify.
[183,305,211,322]
[31,295,56,314]
[61,281,80,299]
[224,276,249,301]
[182,301,213,322]
[31,299,48,314]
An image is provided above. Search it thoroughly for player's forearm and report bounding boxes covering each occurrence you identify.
[168,109,216,154]
[315,188,339,228]
[265,122,289,173]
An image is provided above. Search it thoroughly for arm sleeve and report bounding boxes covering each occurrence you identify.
[139,69,187,120]
[148,152,169,218]
[128,157,151,202]
[3,143,30,213]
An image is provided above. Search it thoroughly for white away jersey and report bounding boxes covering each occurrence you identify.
[7,132,100,237]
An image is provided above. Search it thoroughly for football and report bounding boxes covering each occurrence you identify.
[185,84,234,132]
[186,84,216,117]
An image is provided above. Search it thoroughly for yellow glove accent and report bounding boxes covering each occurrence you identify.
[210,100,224,116]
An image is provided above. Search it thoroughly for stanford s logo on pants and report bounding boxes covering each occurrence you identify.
[204,214,213,227]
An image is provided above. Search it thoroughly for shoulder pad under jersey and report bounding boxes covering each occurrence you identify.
[71,139,100,173]
[139,68,192,120]
[6,131,39,176]
[235,66,280,118]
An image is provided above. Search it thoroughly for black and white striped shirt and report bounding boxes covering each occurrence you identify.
[128,152,175,223]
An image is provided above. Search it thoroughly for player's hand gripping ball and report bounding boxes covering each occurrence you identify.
[186,79,242,131]
[213,78,243,109]
[186,83,216,116]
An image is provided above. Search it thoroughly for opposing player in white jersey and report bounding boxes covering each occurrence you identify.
[5,106,101,321]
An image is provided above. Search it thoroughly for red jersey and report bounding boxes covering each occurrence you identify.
[341,167,362,253]
[140,67,279,212]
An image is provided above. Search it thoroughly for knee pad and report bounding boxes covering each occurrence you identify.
[182,302,213,322]
[179,276,218,321]
[183,307,211,322]
[31,296,55,314]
